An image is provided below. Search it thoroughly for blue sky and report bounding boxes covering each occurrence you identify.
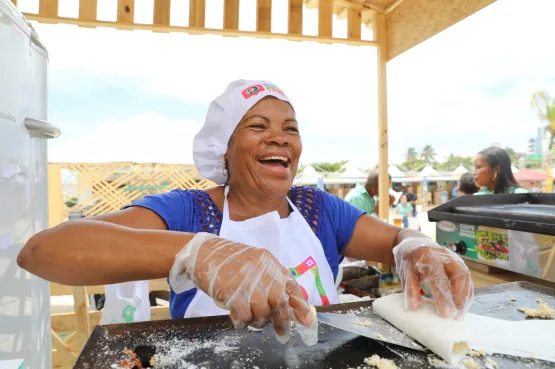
[21,0,555,167]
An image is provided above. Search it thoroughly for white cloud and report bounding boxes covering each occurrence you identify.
[49,111,202,163]
[22,0,555,166]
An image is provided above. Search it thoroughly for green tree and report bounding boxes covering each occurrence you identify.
[437,153,461,171]
[531,90,555,161]
[403,147,419,170]
[421,145,437,164]
[311,161,348,173]
[503,147,520,164]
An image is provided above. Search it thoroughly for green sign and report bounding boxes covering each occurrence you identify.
[436,221,509,269]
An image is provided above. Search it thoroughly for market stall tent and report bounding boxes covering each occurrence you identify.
[514,169,548,182]
[454,164,468,175]
[11,0,497,220]
[419,164,438,177]
[388,164,404,178]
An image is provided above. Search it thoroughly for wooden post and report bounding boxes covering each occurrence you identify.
[117,0,135,24]
[288,0,303,35]
[318,0,333,38]
[72,286,91,352]
[153,0,171,27]
[374,13,389,222]
[39,0,58,17]
[256,0,272,33]
[347,7,361,41]
[224,0,240,31]
[48,164,64,228]
[189,0,206,28]
[78,0,98,24]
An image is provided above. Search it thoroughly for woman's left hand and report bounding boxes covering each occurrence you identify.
[393,238,474,319]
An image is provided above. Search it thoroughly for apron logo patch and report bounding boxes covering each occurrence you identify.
[290,256,330,306]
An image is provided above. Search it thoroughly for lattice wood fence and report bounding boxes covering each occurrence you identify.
[47,162,214,368]
[48,162,215,226]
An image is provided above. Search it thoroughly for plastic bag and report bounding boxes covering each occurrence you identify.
[99,281,151,325]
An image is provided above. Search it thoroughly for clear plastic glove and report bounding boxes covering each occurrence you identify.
[393,238,474,320]
[169,232,314,342]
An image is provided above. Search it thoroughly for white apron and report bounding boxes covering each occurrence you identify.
[184,186,339,318]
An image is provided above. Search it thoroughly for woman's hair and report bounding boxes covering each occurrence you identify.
[459,172,479,195]
[478,147,520,194]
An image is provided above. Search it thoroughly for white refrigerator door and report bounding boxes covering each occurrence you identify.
[0,2,58,368]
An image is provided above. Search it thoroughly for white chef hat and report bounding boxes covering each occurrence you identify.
[193,79,293,185]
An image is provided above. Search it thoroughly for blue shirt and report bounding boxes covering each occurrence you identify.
[125,186,364,318]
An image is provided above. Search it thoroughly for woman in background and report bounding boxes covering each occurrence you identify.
[473,147,528,195]
[395,195,414,228]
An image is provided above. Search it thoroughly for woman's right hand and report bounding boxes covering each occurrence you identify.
[169,233,314,342]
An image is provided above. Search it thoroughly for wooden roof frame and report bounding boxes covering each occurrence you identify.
[12,0,496,219]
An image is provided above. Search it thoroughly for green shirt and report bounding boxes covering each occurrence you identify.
[345,183,377,216]
[396,203,413,217]
[474,186,529,195]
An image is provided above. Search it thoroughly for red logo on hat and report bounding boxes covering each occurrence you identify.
[242,84,266,99]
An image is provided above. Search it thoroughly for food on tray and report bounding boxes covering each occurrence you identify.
[485,357,499,369]
[518,301,555,319]
[469,349,486,357]
[363,354,399,369]
[354,318,373,327]
[463,358,479,369]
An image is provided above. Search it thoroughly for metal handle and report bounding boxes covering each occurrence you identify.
[24,118,61,139]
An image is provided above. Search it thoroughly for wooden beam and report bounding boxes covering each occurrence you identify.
[52,350,74,369]
[347,7,361,40]
[72,286,90,352]
[51,306,171,333]
[318,0,333,38]
[48,165,64,228]
[256,0,272,33]
[337,7,347,20]
[288,0,303,35]
[39,0,58,18]
[189,0,206,28]
[22,13,378,47]
[51,330,77,363]
[361,8,375,27]
[50,278,169,296]
[11,0,17,6]
[374,12,389,222]
[153,0,171,26]
[78,0,97,23]
[385,0,405,14]
[305,0,318,9]
[117,0,134,24]
[224,0,240,30]
[386,0,495,60]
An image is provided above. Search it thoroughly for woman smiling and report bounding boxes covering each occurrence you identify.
[18,80,473,342]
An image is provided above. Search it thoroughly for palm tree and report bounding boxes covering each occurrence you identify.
[531,90,555,163]
[438,153,460,171]
[421,145,436,165]
[404,148,419,170]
